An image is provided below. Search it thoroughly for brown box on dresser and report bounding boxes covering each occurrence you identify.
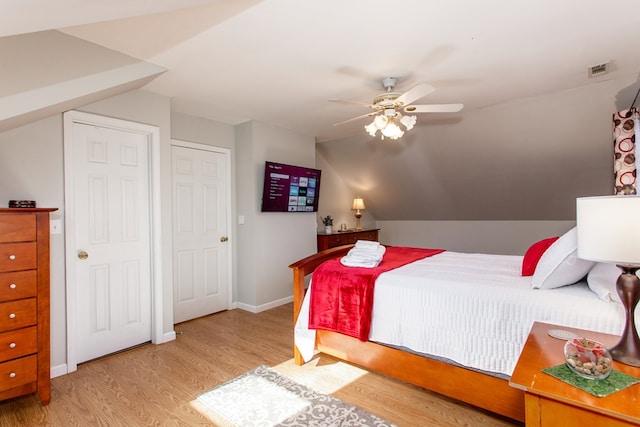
[317,228,379,252]
[0,208,56,405]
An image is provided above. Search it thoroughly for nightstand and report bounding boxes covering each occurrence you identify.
[316,228,379,252]
[510,322,640,426]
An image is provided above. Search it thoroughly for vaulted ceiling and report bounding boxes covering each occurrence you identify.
[2,0,640,219]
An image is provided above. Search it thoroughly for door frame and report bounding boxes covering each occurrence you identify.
[171,139,234,313]
[63,110,165,373]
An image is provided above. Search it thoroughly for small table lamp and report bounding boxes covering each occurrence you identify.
[352,197,366,230]
[576,195,640,366]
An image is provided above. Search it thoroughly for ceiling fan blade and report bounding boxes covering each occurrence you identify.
[404,103,464,113]
[329,98,373,109]
[394,83,435,106]
[333,112,378,126]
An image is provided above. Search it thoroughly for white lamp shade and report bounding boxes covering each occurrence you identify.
[576,195,640,264]
[381,121,403,139]
[400,114,417,130]
[373,115,388,129]
[364,122,377,137]
[352,197,366,210]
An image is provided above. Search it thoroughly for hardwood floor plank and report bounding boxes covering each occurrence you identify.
[0,304,522,426]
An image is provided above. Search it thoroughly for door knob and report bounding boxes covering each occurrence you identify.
[220,236,228,242]
[78,250,89,260]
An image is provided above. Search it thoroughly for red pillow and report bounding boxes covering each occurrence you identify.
[521,237,559,276]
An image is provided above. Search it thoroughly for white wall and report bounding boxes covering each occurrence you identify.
[78,90,174,345]
[0,114,66,372]
[170,112,238,300]
[315,151,376,232]
[0,90,244,377]
[235,121,317,310]
[378,220,576,255]
[0,89,175,375]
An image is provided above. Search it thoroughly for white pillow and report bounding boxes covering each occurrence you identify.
[587,262,631,303]
[531,227,595,289]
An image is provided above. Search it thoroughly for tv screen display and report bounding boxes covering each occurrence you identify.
[261,161,321,212]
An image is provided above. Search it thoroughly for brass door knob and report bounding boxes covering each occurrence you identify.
[78,250,89,260]
[220,236,228,242]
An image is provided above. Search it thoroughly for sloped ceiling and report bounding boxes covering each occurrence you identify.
[2,0,640,220]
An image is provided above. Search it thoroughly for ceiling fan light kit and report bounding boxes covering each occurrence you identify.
[332,76,463,141]
[365,111,416,140]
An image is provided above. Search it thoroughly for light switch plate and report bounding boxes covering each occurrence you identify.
[50,219,62,234]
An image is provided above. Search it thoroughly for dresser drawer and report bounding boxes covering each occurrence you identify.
[0,355,37,392]
[326,234,349,246]
[317,228,380,252]
[0,299,36,333]
[0,243,37,273]
[0,327,37,362]
[0,215,36,243]
[354,231,377,241]
[328,231,377,246]
[0,271,37,302]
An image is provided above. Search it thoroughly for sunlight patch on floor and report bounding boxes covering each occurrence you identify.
[192,374,310,426]
[273,355,369,394]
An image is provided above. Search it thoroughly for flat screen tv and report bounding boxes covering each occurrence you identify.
[261,161,321,212]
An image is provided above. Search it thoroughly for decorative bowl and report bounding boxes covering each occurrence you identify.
[564,337,612,380]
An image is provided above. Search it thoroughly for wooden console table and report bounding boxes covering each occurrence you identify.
[316,228,379,252]
[510,321,640,426]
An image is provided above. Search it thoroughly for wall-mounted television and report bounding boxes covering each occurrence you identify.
[261,161,322,212]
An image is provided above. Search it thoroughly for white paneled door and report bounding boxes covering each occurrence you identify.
[69,121,153,364]
[172,143,230,323]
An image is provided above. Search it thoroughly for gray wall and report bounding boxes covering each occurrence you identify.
[316,77,634,222]
[0,90,320,377]
[377,220,576,255]
[235,121,317,310]
[0,89,175,375]
[0,65,634,379]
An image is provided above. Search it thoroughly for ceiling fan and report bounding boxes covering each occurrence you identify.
[331,77,463,140]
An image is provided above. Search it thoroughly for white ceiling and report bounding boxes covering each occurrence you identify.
[2,0,640,222]
[5,0,639,142]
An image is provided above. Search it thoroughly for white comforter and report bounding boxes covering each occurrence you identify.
[295,251,625,377]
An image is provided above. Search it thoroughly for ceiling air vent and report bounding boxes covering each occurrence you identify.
[588,62,610,78]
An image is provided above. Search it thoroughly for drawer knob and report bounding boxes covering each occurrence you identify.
[8,313,16,319]
[9,342,16,349]
[9,255,15,260]
[9,283,16,289]
[9,372,16,378]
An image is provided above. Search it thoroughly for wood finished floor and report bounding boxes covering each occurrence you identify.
[0,304,522,426]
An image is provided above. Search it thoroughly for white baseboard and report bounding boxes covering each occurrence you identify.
[235,295,293,313]
[50,364,68,378]
[52,331,176,379]
[158,331,176,343]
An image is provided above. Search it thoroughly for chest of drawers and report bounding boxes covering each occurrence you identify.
[0,208,56,405]
[316,228,379,252]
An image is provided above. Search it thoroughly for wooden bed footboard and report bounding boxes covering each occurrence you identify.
[289,245,525,423]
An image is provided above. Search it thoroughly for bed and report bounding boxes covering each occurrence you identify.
[289,228,628,422]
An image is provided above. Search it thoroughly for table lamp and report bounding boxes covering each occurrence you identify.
[576,195,640,366]
[352,197,365,230]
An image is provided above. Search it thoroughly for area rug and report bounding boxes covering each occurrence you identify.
[195,365,396,426]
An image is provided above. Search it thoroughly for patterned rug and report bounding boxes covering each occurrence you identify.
[194,365,396,427]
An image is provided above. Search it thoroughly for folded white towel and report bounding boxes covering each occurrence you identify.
[354,240,380,250]
[344,254,381,264]
[349,246,386,259]
[340,256,381,268]
[339,244,386,268]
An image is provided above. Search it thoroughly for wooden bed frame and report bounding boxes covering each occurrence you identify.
[289,245,525,423]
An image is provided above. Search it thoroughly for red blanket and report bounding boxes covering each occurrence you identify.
[308,246,444,341]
